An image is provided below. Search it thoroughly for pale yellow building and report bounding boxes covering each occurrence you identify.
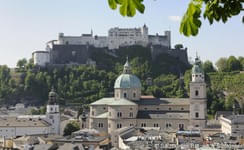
[87,57,207,138]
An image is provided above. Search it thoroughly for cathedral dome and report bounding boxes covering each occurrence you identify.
[114,74,141,89]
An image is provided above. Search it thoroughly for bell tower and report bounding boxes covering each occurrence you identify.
[189,56,207,129]
[46,87,60,135]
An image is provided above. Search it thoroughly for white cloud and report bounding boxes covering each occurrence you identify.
[168,16,182,22]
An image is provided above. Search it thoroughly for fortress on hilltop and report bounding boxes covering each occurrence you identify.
[32,25,188,67]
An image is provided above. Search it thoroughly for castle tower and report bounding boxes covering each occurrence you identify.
[141,24,149,45]
[164,30,171,49]
[114,57,141,100]
[189,56,207,129]
[46,87,60,135]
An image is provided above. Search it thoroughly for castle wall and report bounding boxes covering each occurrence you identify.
[50,45,89,64]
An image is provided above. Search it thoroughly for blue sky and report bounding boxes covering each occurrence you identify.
[0,0,243,67]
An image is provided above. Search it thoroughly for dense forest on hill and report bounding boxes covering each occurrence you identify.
[0,48,243,115]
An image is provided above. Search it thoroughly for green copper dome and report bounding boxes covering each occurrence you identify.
[114,57,141,89]
[192,57,204,74]
[114,74,141,89]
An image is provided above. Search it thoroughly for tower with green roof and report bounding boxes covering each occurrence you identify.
[189,56,207,129]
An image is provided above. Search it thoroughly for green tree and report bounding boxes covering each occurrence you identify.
[227,56,241,71]
[239,56,244,71]
[16,58,27,71]
[107,0,243,36]
[203,60,215,73]
[215,57,228,72]
[63,121,80,136]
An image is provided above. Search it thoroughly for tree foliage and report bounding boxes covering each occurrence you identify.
[203,60,216,73]
[107,0,243,36]
[63,121,80,136]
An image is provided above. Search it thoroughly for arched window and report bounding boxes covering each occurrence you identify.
[133,92,136,98]
[195,112,199,118]
[195,90,199,96]
[117,112,122,118]
[124,93,127,98]
[117,123,122,128]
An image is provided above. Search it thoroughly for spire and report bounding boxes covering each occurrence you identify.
[123,56,131,74]
[91,29,93,36]
[48,87,57,105]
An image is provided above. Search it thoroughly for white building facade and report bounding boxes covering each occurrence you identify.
[32,51,50,67]
[54,25,170,50]
[0,89,60,138]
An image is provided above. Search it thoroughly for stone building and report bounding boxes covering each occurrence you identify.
[0,89,60,138]
[86,56,207,142]
[33,25,189,66]
[219,115,244,136]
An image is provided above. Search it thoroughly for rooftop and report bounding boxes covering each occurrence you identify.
[90,98,137,106]
[225,115,244,124]
[0,117,50,127]
[136,98,190,105]
[137,111,189,119]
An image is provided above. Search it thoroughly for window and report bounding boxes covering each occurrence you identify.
[195,90,199,96]
[130,124,134,126]
[179,124,184,130]
[144,108,147,110]
[117,123,122,128]
[129,112,133,118]
[130,108,133,110]
[157,108,159,110]
[103,107,106,110]
[169,108,172,111]
[124,93,127,98]
[141,123,146,127]
[98,123,103,128]
[181,108,184,111]
[133,93,136,98]
[117,112,122,118]
[166,123,172,128]
[92,111,94,116]
[154,123,159,127]
[195,112,199,118]
[195,125,199,127]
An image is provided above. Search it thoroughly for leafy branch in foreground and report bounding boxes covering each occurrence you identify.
[107,0,243,37]
[108,0,145,17]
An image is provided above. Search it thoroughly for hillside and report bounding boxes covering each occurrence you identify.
[0,47,190,106]
[0,49,243,115]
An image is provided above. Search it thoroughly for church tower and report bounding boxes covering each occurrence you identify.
[46,88,60,135]
[189,56,207,129]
